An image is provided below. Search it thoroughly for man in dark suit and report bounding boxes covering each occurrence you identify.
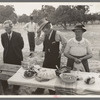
[1,20,24,94]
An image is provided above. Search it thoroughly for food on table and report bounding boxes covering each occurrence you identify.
[55,66,71,76]
[35,68,56,82]
[76,76,83,81]
[85,77,95,85]
[60,73,77,83]
[24,69,36,78]
[35,76,49,82]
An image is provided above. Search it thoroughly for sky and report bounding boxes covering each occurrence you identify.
[1,2,100,15]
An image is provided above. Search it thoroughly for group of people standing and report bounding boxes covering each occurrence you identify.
[0,15,92,95]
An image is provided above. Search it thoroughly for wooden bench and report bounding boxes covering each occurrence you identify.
[0,63,20,94]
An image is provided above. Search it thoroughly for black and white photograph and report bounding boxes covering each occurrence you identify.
[0,2,100,97]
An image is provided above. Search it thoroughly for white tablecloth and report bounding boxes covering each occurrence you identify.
[8,66,100,95]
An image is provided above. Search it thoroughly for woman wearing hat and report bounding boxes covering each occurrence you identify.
[33,19,67,95]
[64,25,92,72]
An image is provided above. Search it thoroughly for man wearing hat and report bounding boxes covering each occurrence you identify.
[24,15,37,57]
[64,24,92,72]
[33,19,67,95]
[1,20,24,94]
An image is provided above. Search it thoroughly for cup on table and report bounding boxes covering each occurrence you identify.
[21,61,30,70]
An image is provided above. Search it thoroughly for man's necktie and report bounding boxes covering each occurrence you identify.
[8,34,10,40]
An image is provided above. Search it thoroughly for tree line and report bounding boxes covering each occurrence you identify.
[0,5,100,29]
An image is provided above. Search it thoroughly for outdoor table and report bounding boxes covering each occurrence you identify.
[0,63,20,94]
[8,66,100,95]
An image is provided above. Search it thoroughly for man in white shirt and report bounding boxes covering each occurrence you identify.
[64,24,92,72]
[24,15,37,57]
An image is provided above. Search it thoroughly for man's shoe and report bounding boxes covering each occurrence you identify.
[29,53,33,57]
[29,53,34,58]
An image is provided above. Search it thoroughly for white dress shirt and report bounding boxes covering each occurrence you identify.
[23,22,37,33]
[35,30,67,53]
[64,38,92,56]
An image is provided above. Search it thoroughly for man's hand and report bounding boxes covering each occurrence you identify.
[37,30,41,37]
[74,58,81,64]
[79,58,84,62]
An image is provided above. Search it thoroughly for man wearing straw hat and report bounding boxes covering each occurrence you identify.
[33,18,67,95]
[64,24,92,72]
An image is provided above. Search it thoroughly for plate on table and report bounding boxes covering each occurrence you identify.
[22,70,36,79]
[60,73,77,83]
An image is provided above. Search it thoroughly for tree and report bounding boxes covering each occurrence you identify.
[54,5,90,29]
[53,5,72,29]
[31,5,55,23]
[75,5,89,24]
[0,5,17,23]
[9,13,18,24]
[18,14,29,23]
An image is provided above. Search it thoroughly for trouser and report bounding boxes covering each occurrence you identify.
[1,81,20,92]
[43,52,61,68]
[67,55,90,72]
[34,88,55,95]
[27,32,35,51]
[34,52,61,95]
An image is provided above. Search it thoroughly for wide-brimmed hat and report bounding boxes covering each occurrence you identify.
[72,25,86,32]
[37,18,50,32]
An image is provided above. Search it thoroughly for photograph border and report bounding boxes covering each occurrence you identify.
[0,0,100,99]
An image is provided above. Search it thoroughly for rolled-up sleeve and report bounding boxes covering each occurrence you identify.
[55,31,67,53]
[35,34,45,45]
[64,41,71,55]
[86,40,92,54]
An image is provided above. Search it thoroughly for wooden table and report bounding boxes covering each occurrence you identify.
[0,63,20,94]
[8,66,100,95]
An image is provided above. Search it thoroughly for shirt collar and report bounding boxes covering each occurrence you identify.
[73,37,85,43]
[7,31,13,37]
[48,30,53,40]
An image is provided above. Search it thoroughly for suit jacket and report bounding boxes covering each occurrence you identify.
[1,31,24,62]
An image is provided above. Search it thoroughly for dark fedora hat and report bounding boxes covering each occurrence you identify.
[30,14,34,20]
[72,24,86,32]
[37,18,50,32]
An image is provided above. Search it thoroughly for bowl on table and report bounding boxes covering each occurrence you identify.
[59,73,77,84]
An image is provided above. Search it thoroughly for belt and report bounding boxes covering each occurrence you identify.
[71,55,86,59]
[29,32,34,33]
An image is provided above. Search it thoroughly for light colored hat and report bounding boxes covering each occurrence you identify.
[3,20,13,27]
[37,18,50,32]
[72,24,86,32]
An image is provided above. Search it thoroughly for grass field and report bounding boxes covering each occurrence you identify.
[0,24,100,95]
[0,24,100,61]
